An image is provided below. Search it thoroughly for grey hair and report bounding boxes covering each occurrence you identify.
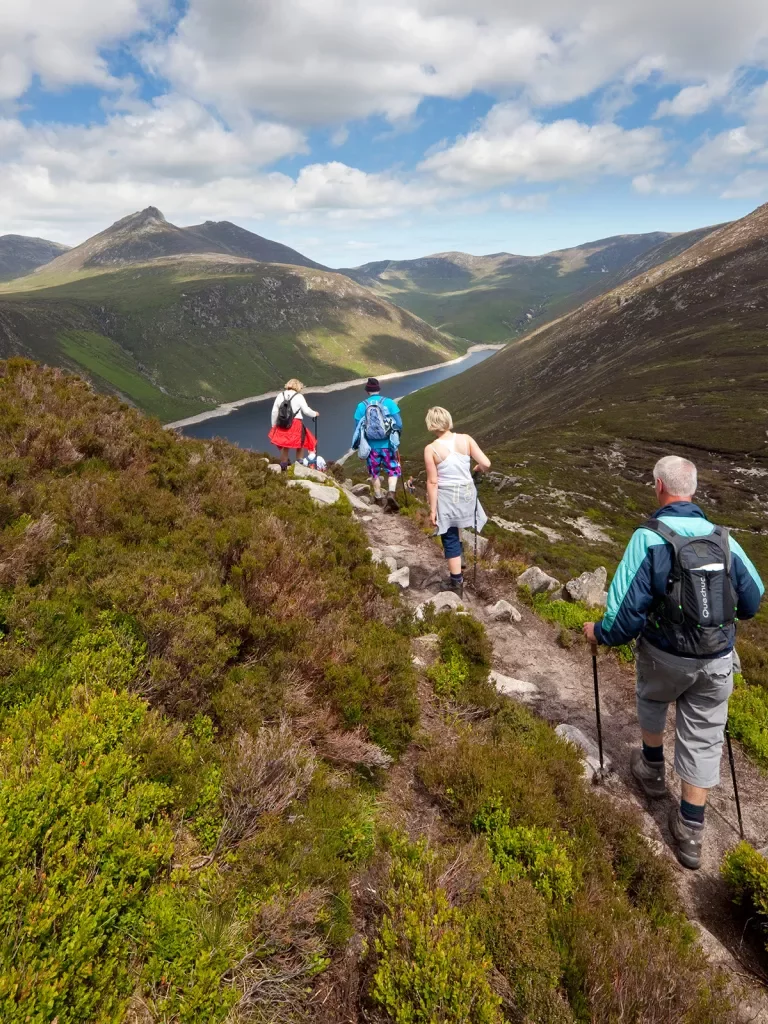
[425,406,453,433]
[653,455,697,496]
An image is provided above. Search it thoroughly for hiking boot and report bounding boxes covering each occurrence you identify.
[439,577,464,598]
[668,806,704,870]
[373,493,386,507]
[630,749,667,799]
[385,493,400,513]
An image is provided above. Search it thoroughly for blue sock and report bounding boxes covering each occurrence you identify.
[642,742,664,763]
[680,799,705,825]
[450,572,463,583]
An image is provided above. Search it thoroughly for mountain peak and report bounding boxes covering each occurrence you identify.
[111,207,168,232]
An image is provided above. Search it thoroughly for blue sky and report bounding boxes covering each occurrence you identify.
[2,0,768,266]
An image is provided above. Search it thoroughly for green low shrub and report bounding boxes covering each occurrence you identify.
[728,674,768,768]
[474,799,575,904]
[721,842,768,932]
[372,840,502,1024]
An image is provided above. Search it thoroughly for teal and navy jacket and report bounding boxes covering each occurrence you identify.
[594,502,764,654]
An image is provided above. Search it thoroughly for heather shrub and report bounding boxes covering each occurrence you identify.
[371,840,502,1024]
[722,842,768,948]
[727,673,768,768]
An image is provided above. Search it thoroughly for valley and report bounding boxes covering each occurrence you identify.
[341,224,720,342]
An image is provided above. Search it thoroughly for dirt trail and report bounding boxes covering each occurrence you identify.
[358,499,768,1018]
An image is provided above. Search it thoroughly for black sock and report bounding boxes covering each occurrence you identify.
[642,742,664,763]
[280,461,289,472]
[680,799,705,825]
[450,572,463,583]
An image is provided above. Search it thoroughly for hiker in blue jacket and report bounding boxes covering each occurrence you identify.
[584,455,763,870]
[352,377,403,512]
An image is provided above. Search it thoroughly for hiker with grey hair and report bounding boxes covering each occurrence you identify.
[584,455,764,869]
[424,406,491,596]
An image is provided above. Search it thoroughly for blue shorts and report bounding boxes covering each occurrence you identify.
[440,526,463,560]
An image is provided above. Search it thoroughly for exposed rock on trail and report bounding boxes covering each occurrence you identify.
[565,566,608,606]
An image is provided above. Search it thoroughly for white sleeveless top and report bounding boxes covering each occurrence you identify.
[430,433,488,536]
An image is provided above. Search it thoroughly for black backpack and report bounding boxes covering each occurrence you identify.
[275,391,297,430]
[644,519,737,657]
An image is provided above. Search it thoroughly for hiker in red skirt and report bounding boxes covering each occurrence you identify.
[268,379,319,471]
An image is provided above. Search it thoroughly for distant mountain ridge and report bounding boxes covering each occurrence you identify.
[0,208,464,422]
[401,201,768,455]
[34,207,327,280]
[0,235,70,282]
[339,229,721,342]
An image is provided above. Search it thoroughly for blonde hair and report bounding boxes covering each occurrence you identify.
[285,378,304,392]
[425,406,453,433]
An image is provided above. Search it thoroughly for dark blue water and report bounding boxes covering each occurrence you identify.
[181,348,497,460]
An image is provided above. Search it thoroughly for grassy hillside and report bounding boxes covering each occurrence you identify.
[341,228,719,343]
[0,256,466,422]
[400,202,768,685]
[0,359,739,1023]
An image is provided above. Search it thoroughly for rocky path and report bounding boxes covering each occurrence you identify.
[354,493,768,1018]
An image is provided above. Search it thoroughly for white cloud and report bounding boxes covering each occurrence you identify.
[499,192,550,210]
[330,127,350,147]
[144,0,768,125]
[0,0,166,101]
[654,76,733,118]
[632,173,697,195]
[419,104,666,186]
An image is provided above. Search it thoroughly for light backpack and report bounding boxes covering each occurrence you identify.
[363,397,392,442]
[275,391,297,430]
[643,518,737,657]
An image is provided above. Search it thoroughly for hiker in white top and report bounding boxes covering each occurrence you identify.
[268,378,319,471]
[424,406,490,597]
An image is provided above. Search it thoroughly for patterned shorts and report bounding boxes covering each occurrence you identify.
[366,447,401,478]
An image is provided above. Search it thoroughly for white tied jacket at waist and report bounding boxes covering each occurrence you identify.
[270,390,319,427]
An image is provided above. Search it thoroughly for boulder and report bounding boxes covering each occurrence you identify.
[485,600,522,623]
[344,490,374,512]
[267,463,283,474]
[564,567,608,607]
[343,478,354,489]
[412,633,440,668]
[294,463,328,483]
[555,724,612,777]
[460,528,489,557]
[388,567,410,589]
[516,566,560,595]
[369,548,397,572]
[414,591,464,621]
[491,671,539,700]
[351,483,370,496]
[287,479,340,506]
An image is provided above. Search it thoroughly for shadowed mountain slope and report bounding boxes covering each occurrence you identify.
[0,234,70,282]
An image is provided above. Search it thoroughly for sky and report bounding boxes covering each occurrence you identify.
[2,0,768,267]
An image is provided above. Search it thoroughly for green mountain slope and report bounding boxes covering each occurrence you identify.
[0,213,465,422]
[342,228,720,342]
[401,201,768,658]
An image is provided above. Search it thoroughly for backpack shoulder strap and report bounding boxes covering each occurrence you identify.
[642,518,682,546]
[711,525,733,573]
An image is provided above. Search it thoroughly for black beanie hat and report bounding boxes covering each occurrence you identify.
[365,377,380,393]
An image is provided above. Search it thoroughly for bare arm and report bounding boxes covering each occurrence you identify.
[424,445,439,526]
[467,435,491,472]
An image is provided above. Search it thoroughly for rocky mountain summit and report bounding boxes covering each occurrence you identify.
[31,207,327,279]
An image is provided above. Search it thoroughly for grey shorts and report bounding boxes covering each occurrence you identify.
[635,638,733,789]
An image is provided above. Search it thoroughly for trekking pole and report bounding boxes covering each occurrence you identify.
[314,416,318,461]
[397,453,408,507]
[590,642,605,773]
[725,722,745,841]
